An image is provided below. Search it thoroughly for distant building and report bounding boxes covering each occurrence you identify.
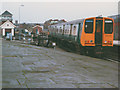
[44,19,66,29]
[32,25,43,35]
[0,20,16,36]
[16,23,43,33]
[0,10,13,25]
[0,10,16,37]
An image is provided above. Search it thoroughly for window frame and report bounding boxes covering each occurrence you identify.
[84,19,94,33]
[104,19,113,34]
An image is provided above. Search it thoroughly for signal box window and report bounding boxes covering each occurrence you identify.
[85,19,94,33]
[104,20,113,34]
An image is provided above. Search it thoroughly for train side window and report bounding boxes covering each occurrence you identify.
[60,27,62,33]
[104,19,113,34]
[62,25,65,35]
[70,24,73,35]
[85,19,94,33]
[73,26,76,35]
[55,26,57,33]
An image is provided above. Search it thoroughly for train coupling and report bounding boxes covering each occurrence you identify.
[95,46,104,54]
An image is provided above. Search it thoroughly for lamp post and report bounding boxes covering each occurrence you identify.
[19,4,24,40]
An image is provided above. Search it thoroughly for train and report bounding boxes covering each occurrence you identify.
[48,17,114,55]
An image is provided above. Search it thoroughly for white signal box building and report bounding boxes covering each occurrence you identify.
[0,20,16,36]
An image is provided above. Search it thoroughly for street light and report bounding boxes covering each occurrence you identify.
[19,4,24,40]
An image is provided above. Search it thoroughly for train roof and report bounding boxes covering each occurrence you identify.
[66,18,85,24]
[51,18,85,26]
[50,16,113,27]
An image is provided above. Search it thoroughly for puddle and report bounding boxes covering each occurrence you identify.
[33,62,49,67]
[2,81,10,83]
[17,45,32,48]
[2,55,17,57]
[22,70,50,73]
[33,67,50,70]
[57,76,73,79]
[23,53,42,56]
[22,61,35,65]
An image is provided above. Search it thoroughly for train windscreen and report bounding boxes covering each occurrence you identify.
[85,19,94,33]
[104,19,113,34]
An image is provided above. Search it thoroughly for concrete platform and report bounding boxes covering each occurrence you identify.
[2,40,118,88]
[113,40,120,46]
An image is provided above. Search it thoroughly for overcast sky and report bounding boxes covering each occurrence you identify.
[0,1,118,23]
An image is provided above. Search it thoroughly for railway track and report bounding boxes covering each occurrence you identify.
[102,45,119,62]
[103,58,119,63]
[85,47,119,62]
[57,44,119,62]
[103,53,119,62]
[31,36,119,62]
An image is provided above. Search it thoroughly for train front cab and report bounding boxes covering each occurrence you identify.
[80,17,114,55]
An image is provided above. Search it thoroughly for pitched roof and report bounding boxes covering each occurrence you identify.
[0,20,16,28]
[32,25,42,28]
[1,10,12,16]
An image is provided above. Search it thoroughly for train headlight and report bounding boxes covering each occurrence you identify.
[52,42,56,47]
[104,41,107,43]
[90,40,93,42]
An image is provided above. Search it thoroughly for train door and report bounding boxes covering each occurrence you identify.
[77,23,81,44]
[95,20,103,46]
